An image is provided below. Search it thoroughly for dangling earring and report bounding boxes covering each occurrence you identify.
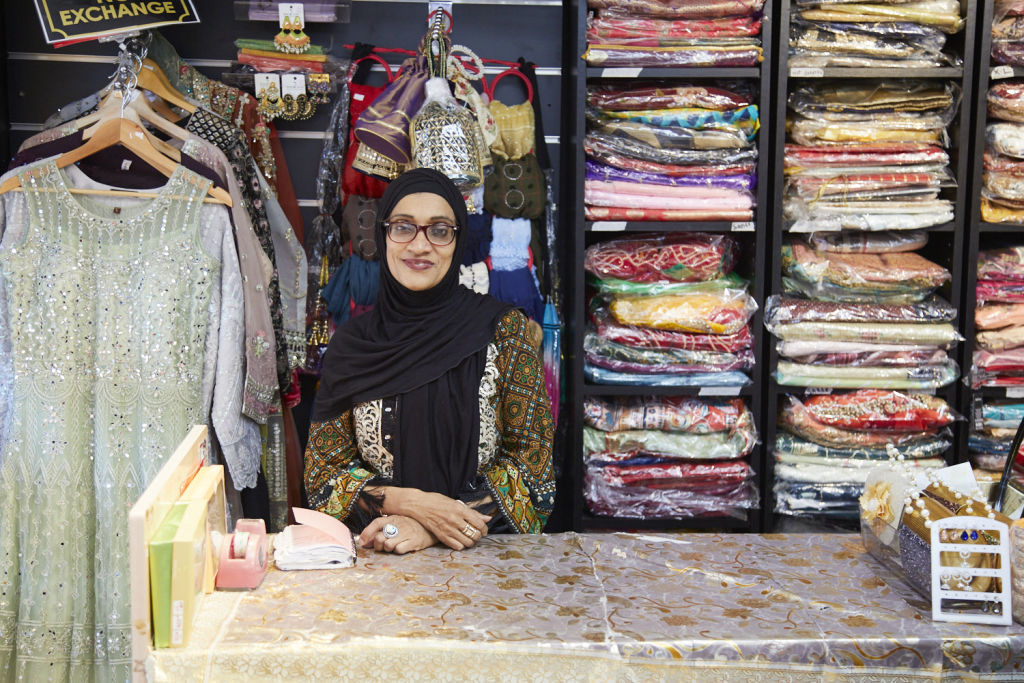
[289,16,310,54]
[274,18,292,51]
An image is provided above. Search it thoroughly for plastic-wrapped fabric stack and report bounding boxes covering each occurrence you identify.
[582,0,765,68]
[775,391,952,518]
[982,81,1024,223]
[993,0,1024,68]
[972,248,1024,388]
[768,233,960,390]
[788,0,964,68]
[968,402,1024,476]
[583,396,759,518]
[584,233,756,386]
[783,81,960,233]
[584,83,758,222]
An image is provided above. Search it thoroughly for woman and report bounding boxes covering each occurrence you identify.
[304,168,555,554]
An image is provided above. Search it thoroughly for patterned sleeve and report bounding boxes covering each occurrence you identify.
[304,412,378,523]
[484,310,556,533]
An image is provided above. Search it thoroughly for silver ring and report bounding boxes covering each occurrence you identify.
[383,523,399,539]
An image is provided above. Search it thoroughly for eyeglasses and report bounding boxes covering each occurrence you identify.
[383,220,459,246]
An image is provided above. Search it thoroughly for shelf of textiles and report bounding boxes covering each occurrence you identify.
[764,0,978,529]
[569,0,773,530]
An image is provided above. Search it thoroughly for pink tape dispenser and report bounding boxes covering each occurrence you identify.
[215,518,269,590]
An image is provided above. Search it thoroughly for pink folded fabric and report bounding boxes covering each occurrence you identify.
[586,187,753,210]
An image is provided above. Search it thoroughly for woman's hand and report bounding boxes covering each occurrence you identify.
[357,515,437,555]
[384,488,491,550]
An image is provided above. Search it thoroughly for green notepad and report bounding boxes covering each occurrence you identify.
[149,503,188,649]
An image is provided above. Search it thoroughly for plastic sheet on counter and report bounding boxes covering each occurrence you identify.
[584,333,755,374]
[583,424,756,460]
[584,364,751,387]
[587,83,754,111]
[584,461,758,520]
[775,432,951,461]
[584,395,752,433]
[775,359,958,389]
[583,43,763,67]
[765,295,956,326]
[584,232,738,283]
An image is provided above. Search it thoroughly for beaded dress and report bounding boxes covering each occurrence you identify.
[0,159,240,680]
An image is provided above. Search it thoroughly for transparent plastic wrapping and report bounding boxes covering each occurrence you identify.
[587,14,763,44]
[588,271,747,296]
[782,276,939,305]
[982,402,1024,423]
[585,205,754,222]
[588,111,750,151]
[598,105,760,140]
[993,41,1024,66]
[586,159,755,191]
[796,0,964,34]
[989,81,1024,123]
[785,172,950,203]
[585,136,757,177]
[783,199,954,232]
[584,131,759,168]
[584,395,752,433]
[782,242,950,296]
[785,142,949,170]
[973,347,1024,377]
[977,303,1024,330]
[977,279,1024,304]
[587,83,753,112]
[599,290,758,335]
[794,390,957,432]
[770,320,962,345]
[583,423,756,460]
[595,318,753,353]
[779,394,950,448]
[585,180,754,212]
[983,171,1024,201]
[584,364,751,386]
[776,459,942,485]
[584,461,758,519]
[774,480,861,517]
[978,247,1024,281]
[584,233,737,283]
[988,123,1024,159]
[985,149,1024,175]
[765,295,956,325]
[788,118,948,147]
[778,344,949,367]
[583,43,763,67]
[776,450,946,470]
[776,432,951,460]
[788,80,960,122]
[584,332,754,373]
[993,1,1024,65]
[807,230,928,253]
[589,0,766,20]
[977,325,1024,351]
[789,19,951,68]
[776,359,958,389]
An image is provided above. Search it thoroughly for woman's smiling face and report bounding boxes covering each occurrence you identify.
[384,192,458,292]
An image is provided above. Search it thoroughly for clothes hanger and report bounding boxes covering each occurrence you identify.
[0,116,231,206]
[70,89,186,162]
[139,58,196,114]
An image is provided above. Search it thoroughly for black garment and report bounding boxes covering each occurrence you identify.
[312,168,511,498]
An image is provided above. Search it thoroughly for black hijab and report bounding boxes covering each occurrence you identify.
[312,168,512,497]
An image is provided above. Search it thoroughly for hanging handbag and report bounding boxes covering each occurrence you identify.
[353,54,430,165]
[411,77,486,190]
[484,153,546,220]
[486,67,535,161]
[342,54,393,198]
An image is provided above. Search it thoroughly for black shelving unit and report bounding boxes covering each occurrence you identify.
[764,0,978,529]
[567,0,773,532]
[961,0,1024,460]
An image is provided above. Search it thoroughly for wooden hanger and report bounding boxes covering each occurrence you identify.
[0,118,231,206]
[139,58,195,113]
[73,89,187,162]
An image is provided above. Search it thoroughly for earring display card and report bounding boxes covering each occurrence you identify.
[254,73,281,99]
[278,3,304,28]
[238,1,349,23]
[930,516,1012,626]
[281,74,306,99]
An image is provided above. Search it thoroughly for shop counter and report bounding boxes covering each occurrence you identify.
[147,532,1024,681]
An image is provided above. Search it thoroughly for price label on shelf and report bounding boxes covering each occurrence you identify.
[253,74,281,99]
[992,65,1015,80]
[790,67,824,78]
[279,3,305,28]
[590,221,627,231]
[698,386,742,397]
[731,221,755,232]
[600,68,643,78]
[281,74,306,98]
[1006,387,1024,398]
[804,387,833,395]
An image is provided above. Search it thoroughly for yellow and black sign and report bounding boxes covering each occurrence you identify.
[33,0,200,44]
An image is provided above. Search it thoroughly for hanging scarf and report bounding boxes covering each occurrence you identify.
[312,168,512,497]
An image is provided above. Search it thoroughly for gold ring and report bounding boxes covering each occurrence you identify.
[463,524,477,537]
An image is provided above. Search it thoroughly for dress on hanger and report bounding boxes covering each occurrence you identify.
[0,159,241,679]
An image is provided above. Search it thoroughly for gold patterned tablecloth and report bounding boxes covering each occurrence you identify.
[148,532,1024,682]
